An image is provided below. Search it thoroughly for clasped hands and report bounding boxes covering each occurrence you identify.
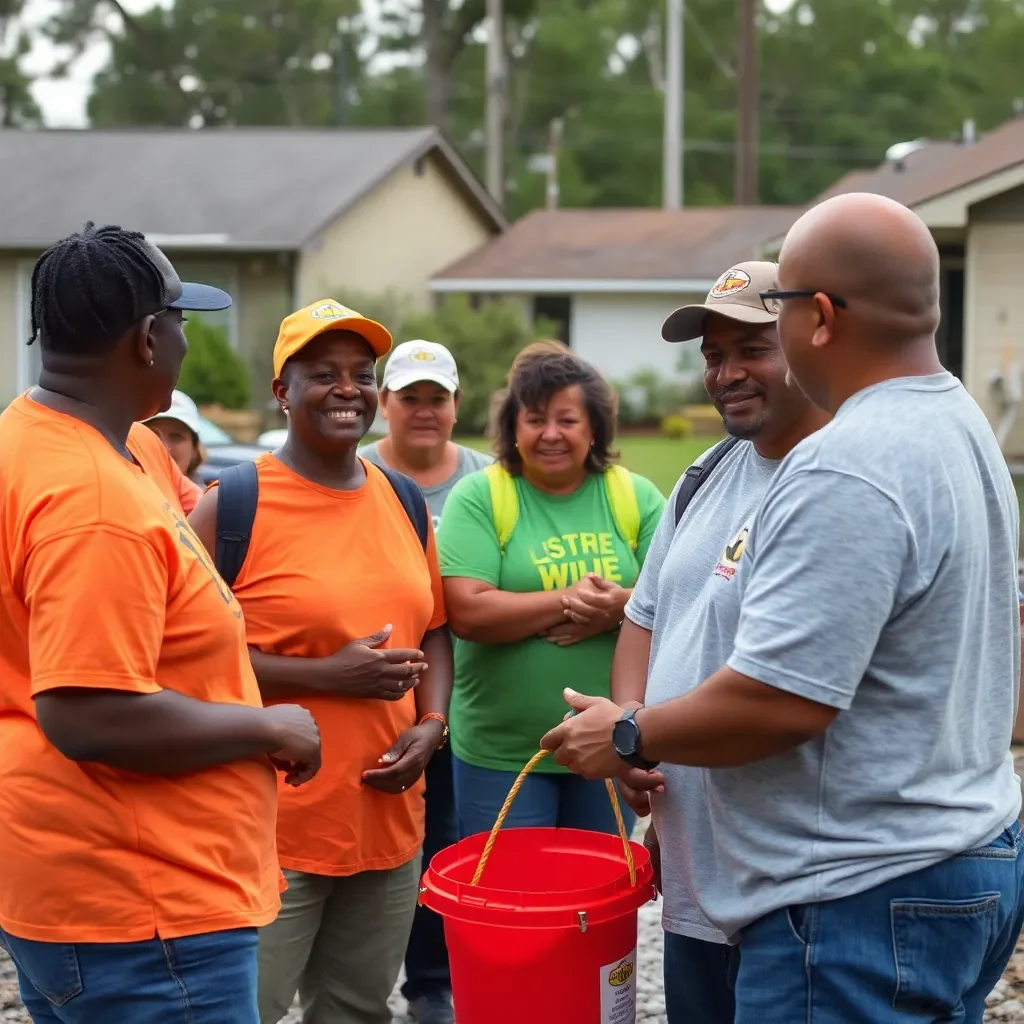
[542,574,627,647]
[540,688,665,817]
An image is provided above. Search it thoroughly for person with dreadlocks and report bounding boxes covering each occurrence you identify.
[0,223,322,1024]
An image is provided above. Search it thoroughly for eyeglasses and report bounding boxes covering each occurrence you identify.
[760,289,848,309]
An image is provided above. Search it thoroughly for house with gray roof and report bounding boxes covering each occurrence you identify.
[0,126,504,401]
[430,205,801,384]
[761,114,1024,455]
[432,114,1024,456]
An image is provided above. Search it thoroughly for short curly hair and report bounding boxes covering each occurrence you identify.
[492,341,619,475]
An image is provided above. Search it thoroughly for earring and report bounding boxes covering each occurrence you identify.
[148,358,154,367]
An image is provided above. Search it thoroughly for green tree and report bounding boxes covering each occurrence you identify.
[177,317,251,409]
[41,0,1024,210]
[46,0,364,127]
[0,0,41,126]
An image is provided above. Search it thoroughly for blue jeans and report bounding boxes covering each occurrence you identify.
[734,820,1024,1024]
[0,926,258,1024]
[664,932,738,1024]
[452,754,637,838]
[402,744,456,1002]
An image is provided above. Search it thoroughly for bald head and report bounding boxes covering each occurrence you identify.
[779,192,940,341]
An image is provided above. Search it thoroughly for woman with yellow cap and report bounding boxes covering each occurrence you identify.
[190,299,452,1024]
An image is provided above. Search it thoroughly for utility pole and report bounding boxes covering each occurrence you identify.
[662,0,684,208]
[546,118,563,209]
[485,0,506,207]
[734,0,758,204]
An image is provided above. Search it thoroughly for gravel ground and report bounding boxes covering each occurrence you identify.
[6,780,1024,1024]
[4,898,1024,1022]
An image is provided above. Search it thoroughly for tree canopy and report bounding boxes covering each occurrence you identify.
[32,0,1024,214]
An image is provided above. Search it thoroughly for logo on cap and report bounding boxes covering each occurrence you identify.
[409,349,436,362]
[311,302,354,322]
[710,269,751,299]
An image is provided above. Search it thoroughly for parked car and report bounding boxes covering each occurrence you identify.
[195,415,270,486]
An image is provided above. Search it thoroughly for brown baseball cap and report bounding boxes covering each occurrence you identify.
[662,260,780,343]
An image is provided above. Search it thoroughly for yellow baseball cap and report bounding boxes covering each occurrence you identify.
[272,299,393,378]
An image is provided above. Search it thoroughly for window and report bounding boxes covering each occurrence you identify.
[532,295,571,345]
[937,265,964,381]
[16,261,41,392]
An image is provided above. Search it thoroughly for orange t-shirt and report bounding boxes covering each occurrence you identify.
[221,454,446,876]
[128,422,203,515]
[0,394,280,943]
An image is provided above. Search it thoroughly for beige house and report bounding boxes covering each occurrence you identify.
[0,127,504,400]
[761,117,1024,453]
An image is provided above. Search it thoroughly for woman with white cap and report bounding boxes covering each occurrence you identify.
[361,340,492,532]
[359,340,490,1024]
[144,388,207,488]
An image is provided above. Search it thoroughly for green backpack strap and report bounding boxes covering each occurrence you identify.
[484,462,519,554]
[604,465,640,552]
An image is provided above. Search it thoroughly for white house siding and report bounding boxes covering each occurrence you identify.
[570,292,704,384]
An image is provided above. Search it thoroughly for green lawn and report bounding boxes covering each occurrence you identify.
[458,434,721,496]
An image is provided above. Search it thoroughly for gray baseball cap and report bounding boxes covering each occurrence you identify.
[382,340,459,393]
[662,260,780,343]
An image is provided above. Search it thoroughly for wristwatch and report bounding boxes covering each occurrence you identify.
[612,709,659,771]
[419,712,449,750]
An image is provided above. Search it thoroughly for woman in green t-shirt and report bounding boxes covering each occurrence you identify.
[437,343,665,838]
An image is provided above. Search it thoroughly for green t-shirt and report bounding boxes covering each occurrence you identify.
[437,470,666,773]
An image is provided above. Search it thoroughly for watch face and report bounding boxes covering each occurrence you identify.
[612,717,638,757]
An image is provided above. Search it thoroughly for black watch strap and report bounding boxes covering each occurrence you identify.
[614,709,659,771]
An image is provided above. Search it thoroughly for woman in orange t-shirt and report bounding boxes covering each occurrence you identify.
[0,225,322,1024]
[190,299,453,1024]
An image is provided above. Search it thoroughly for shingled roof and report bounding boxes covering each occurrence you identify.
[432,206,802,291]
[0,127,505,249]
[815,116,1024,208]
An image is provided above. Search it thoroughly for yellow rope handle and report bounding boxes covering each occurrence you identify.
[470,749,637,888]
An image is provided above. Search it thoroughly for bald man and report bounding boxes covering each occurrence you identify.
[541,193,1024,1022]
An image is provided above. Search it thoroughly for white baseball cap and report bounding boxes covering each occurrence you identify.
[382,340,459,394]
[144,389,202,437]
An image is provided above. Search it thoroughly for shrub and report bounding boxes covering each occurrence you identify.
[177,316,251,410]
[661,414,692,438]
[616,369,708,428]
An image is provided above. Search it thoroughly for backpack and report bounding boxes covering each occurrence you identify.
[214,460,428,588]
[673,436,741,527]
[483,462,640,555]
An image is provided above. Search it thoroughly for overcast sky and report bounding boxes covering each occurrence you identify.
[20,0,793,127]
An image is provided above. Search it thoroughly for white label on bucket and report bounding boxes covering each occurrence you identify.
[600,947,638,1024]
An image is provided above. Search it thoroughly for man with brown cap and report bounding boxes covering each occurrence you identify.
[609,260,829,1024]
[542,195,1024,1022]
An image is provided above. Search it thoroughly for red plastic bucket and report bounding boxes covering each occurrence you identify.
[420,826,656,1023]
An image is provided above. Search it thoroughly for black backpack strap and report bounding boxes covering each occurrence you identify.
[673,436,742,526]
[215,461,259,588]
[379,467,429,551]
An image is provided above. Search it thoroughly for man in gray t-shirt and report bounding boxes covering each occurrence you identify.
[544,194,1024,1023]
[615,261,830,1024]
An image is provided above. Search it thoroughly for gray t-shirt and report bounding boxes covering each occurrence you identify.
[626,440,781,943]
[700,372,1020,941]
[359,441,493,529]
